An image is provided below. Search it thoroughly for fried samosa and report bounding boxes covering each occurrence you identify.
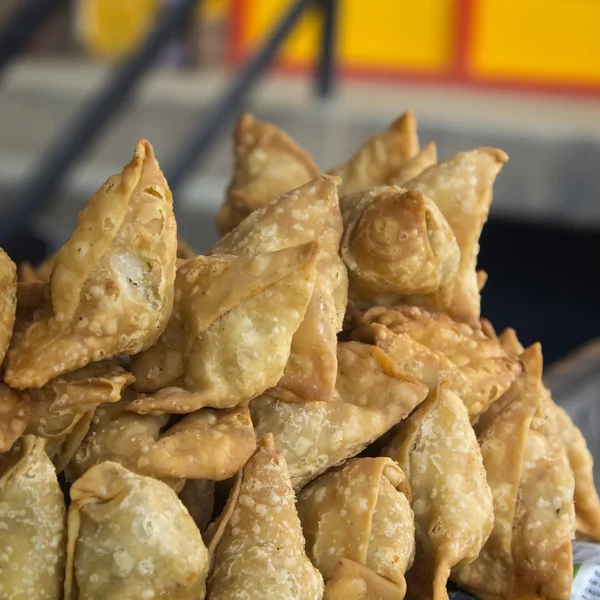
[485,331,600,542]
[0,248,17,366]
[340,187,459,305]
[26,361,134,471]
[389,142,437,185]
[5,140,177,389]
[324,558,408,600]
[455,343,576,600]
[31,359,134,411]
[217,113,320,235]
[65,461,208,599]
[329,111,419,196]
[404,148,508,324]
[129,242,319,411]
[251,342,427,489]
[498,327,524,356]
[0,435,66,600]
[453,345,547,599]
[550,401,600,541]
[70,402,166,478]
[355,305,521,421]
[479,316,497,340]
[207,434,324,599]
[211,174,348,403]
[353,323,473,417]
[71,402,255,482]
[511,395,575,600]
[385,383,494,600]
[0,361,133,469]
[297,457,414,598]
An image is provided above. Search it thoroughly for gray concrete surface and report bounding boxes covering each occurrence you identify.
[2,58,600,251]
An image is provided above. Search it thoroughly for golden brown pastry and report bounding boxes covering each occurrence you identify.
[0,384,32,452]
[129,242,319,411]
[71,402,255,482]
[353,323,473,407]
[69,401,166,478]
[211,174,347,402]
[5,140,177,389]
[329,111,419,196]
[498,327,524,356]
[297,457,414,598]
[0,248,17,366]
[477,328,600,541]
[207,434,324,599]
[251,341,427,489]
[324,558,407,600]
[455,343,575,600]
[142,407,254,480]
[340,187,459,305]
[511,395,575,600]
[217,113,320,235]
[548,400,600,541]
[29,361,133,471]
[473,340,534,438]
[65,461,208,599]
[31,359,134,411]
[404,148,508,324]
[0,360,134,469]
[355,305,521,421]
[479,317,497,339]
[492,336,600,541]
[477,270,488,292]
[389,142,437,185]
[385,383,494,600]
[453,344,548,599]
[0,435,66,600]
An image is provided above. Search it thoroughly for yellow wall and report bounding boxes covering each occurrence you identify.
[238,0,600,89]
[471,0,600,84]
[78,0,600,89]
[241,0,455,73]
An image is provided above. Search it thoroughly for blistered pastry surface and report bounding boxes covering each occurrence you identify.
[0,436,66,600]
[208,435,324,599]
[66,461,208,599]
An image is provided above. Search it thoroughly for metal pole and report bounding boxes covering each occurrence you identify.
[165,0,313,192]
[314,0,337,99]
[0,0,67,74]
[0,0,201,246]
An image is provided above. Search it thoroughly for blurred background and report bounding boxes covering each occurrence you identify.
[0,1,599,386]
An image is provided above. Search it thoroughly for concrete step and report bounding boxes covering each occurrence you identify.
[2,58,600,250]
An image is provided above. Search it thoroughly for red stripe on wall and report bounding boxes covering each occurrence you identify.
[453,0,473,79]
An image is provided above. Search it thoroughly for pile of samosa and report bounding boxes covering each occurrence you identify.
[1,112,599,600]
